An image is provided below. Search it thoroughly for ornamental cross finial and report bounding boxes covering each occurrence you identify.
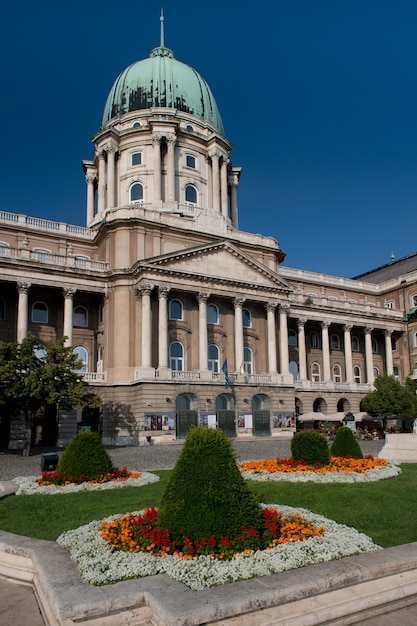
[160,9,165,48]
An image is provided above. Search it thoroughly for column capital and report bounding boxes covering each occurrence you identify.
[279,302,290,314]
[17,281,31,294]
[136,283,154,298]
[209,149,221,161]
[343,324,353,332]
[158,285,171,299]
[383,329,392,337]
[63,288,76,299]
[233,296,245,308]
[85,174,96,184]
[297,316,307,327]
[165,135,176,145]
[96,149,106,160]
[365,326,374,334]
[152,134,163,144]
[264,301,278,313]
[105,142,117,154]
[197,292,210,304]
[321,320,331,329]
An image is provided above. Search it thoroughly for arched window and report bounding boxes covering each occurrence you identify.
[332,364,342,383]
[242,308,252,328]
[0,242,10,257]
[311,362,321,382]
[132,121,141,128]
[352,336,360,352]
[372,338,378,353]
[185,124,194,131]
[373,366,380,378]
[98,303,103,325]
[331,334,340,350]
[33,248,51,262]
[74,256,89,269]
[185,184,198,205]
[289,360,299,381]
[391,336,397,351]
[393,366,400,380]
[97,345,103,373]
[207,303,219,324]
[310,331,319,348]
[288,329,297,346]
[130,182,144,203]
[414,333,417,348]
[73,305,88,327]
[34,346,47,360]
[131,152,142,166]
[353,365,362,383]
[0,298,5,320]
[170,341,184,371]
[169,299,183,320]
[243,346,253,375]
[208,344,220,372]
[32,301,48,323]
[73,346,88,373]
[412,294,417,307]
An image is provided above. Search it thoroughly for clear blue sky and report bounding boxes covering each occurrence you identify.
[1,0,416,278]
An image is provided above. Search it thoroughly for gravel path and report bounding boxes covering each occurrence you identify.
[0,438,385,480]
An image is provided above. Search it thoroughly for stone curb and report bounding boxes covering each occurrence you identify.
[1,528,417,626]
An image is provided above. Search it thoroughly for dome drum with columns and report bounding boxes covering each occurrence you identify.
[0,15,413,449]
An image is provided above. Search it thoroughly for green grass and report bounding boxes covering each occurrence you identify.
[0,467,416,548]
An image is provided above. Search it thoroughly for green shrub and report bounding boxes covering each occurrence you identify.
[291,430,330,465]
[157,426,262,544]
[330,426,363,458]
[56,431,114,479]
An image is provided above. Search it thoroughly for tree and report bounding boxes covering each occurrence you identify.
[0,334,93,455]
[361,374,417,419]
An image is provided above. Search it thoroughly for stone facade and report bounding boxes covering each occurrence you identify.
[0,30,414,447]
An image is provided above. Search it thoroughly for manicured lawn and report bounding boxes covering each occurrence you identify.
[0,466,416,548]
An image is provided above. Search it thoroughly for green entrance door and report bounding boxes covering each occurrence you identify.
[218,410,236,437]
[253,410,271,436]
[177,410,198,439]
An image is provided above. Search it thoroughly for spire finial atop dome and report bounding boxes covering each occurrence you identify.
[160,9,165,47]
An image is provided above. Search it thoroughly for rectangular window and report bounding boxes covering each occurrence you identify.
[186,154,196,168]
[131,152,142,166]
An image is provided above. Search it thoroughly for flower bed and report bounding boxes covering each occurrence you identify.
[239,456,401,483]
[57,504,380,590]
[13,471,159,495]
[99,506,325,559]
[37,466,140,486]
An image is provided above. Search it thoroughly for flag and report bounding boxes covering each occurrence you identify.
[222,358,230,389]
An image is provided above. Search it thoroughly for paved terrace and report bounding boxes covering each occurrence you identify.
[1,438,417,626]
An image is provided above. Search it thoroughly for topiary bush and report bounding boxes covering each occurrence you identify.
[330,426,363,458]
[157,426,262,544]
[56,431,114,479]
[291,430,330,465]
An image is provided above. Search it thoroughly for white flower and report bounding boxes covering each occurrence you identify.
[57,504,381,591]
[13,471,159,495]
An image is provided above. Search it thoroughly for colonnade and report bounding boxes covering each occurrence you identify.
[135,285,395,383]
[85,135,240,226]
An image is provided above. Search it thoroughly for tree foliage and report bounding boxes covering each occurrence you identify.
[0,334,95,452]
[361,375,417,418]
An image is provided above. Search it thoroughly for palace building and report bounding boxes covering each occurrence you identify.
[0,17,416,448]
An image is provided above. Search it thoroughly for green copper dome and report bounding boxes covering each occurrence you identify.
[101,39,224,134]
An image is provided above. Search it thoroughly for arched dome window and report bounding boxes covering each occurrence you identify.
[185,184,198,205]
[208,344,220,372]
[73,346,88,373]
[130,182,144,204]
[170,341,184,371]
[32,301,48,324]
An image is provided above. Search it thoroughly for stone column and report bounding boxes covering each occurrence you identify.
[230,179,238,228]
[137,284,154,367]
[384,330,394,376]
[279,304,290,374]
[197,292,210,371]
[220,158,228,218]
[343,324,353,383]
[166,137,176,202]
[233,297,245,373]
[86,174,96,224]
[265,302,278,373]
[364,327,374,383]
[153,135,162,202]
[97,150,106,215]
[106,144,116,209]
[321,320,331,381]
[17,282,30,342]
[297,317,307,380]
[157,286,170,369]
[63,288,76,346]
[210,151,220,212]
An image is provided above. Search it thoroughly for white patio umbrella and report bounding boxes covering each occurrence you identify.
[297,411,328,422]
[324,412,347,422]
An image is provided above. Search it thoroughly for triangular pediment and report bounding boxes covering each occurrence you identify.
[138,241,293,292]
